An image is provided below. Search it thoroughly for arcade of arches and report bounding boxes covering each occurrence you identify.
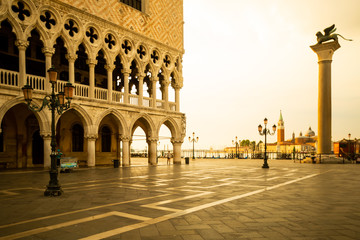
[0,0,186,168]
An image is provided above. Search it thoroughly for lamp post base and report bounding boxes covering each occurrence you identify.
[262,163,269,169]
[44,186,63,196]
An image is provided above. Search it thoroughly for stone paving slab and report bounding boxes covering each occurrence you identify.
[0,159,359,239]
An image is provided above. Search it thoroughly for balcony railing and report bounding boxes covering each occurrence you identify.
[0,68,176,111]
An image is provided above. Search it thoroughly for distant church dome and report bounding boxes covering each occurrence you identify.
[305,127,315,137]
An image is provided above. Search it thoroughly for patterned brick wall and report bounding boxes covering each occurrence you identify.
[58,0,183,51]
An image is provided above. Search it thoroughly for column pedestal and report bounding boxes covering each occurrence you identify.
[310,41,340,154]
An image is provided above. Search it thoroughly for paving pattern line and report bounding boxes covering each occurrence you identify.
[0,194,170,230]
[0,211,152,240]
[80,172,326,240]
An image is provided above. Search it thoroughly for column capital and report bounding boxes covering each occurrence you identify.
[66,53,78,62]
[147,137,159,143]
[310,41,340,62]
[105,64,116,71]
[171,138,183,144]
[15,40,29,49]
[42,47,55,56]
[85,134,98,140]
[162,80,170,87]
[151,76,159,82]
[86,58,97,66]
[120,135,131,142]
[40,132,52,139]
[121,69,131,75]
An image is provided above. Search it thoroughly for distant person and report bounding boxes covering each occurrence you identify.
[167,151,171,165]
[56,149,63,167]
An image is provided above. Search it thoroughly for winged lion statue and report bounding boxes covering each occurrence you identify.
[316,24,352,44]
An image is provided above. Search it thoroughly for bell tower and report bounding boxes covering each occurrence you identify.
[277,111,285,143]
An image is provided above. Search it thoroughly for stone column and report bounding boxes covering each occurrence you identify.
[151,76,158,108]
[42,47,55,93]
[66,53,77,84]
[122,69,131,104]
[87,59,97,99]
[105,64,115,103]
[15,40,29,87]
[174,87,180,112]
[162,79,170,110]
[171,138,183,164]
[121,136,131,166]
[147,137,158,165]
[138,73,145,107]
[42,134,51,168]
[310,41,340,154]
[87,135,97,167]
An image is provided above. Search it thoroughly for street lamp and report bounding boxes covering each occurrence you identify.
[348,133,352,160]
[232,136,240,159]
[258,118,276,169]
[22,67,74,196]
[189,132,199,159]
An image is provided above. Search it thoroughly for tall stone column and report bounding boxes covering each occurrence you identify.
[171,138,183,164]
[147,137,158,165]
[66,53,77,84]
[174,85,181,112]
[42,47,55,93]
[151,76,158,108]
[122,69,130,104]
[105,64,115,103]
[121,136,131,167]
[42,134,51,168]
[161,79,170,110]
[87,59,97,99]
[87,135,97,167]
[138,74,145,106]
[310,41,340,154]
[15,40,29,87]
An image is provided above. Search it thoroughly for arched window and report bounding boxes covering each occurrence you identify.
[120,0,142,11]
[72,124,84,152]
[101,126,111,152]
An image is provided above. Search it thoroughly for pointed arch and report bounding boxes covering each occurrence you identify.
[157,116,180,140]
[65,103,93,136]
[0,97,50,134]
[94,108,129,136]
[129,113,156,138]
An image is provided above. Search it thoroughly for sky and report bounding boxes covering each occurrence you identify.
[133,0,360,151]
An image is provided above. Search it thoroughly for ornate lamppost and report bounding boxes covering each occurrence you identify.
[232,136,240,159]
[258,118,276,169]
[189,132,199,159]
[22,67,74,196]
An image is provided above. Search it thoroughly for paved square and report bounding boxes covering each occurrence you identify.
[0,159,359,239]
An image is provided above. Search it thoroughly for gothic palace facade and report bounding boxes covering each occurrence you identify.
[0,0,186,168]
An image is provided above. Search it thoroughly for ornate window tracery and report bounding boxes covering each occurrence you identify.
[11,1,30,21]
[122,40,131,54]
[64,20,78,37]
[105,34,115,49]
[86,27,98,44]
[40,11,56,30]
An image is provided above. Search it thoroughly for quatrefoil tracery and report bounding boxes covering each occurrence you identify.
[105,34,116,49]
[151,50,159,64]
[86,27,98,44]
[163,55,170,67]
[122,40,131,54]
[137,45,146,59]
[11,1,30,21]
[40,11,56,30]
[64,20,78,37]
